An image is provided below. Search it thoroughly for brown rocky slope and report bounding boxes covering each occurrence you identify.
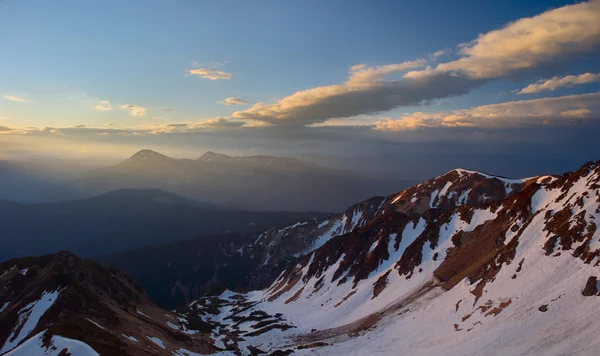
[0,251,217,355]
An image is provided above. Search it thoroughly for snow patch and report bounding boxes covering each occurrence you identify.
[147,336,166,349]
[280,221,308,232]
[172,348,205,356]
[136,310,149,317]
[317,220,330,228]
[429,189,439,208]
[122,334,138,342]
[0,289,62,354]
[4,331,98,356]
[457,189,470,206]
[86,318,105,330]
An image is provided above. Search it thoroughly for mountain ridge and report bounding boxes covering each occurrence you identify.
[75,149,409,212]
[99,163,560,308]
[177,159,600,355]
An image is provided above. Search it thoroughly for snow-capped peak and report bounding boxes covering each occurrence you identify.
[186,159,600,355]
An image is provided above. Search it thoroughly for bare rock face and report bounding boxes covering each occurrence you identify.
[0,251,217,355]
[582,276,598,296]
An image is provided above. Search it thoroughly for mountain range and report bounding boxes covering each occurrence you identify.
[1,159,600,355]
[73,149,411,212]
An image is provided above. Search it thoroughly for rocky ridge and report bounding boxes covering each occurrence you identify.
[185,161,600,355]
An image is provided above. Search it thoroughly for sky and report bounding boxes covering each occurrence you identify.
[1,0,600,179]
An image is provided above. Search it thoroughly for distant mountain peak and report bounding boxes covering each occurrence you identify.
[197,151,231,162]
[126,149,172,162]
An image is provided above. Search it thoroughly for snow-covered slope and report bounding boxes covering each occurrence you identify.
[239,196,386,289]
[185,161,600,355]
[4,331,99,356]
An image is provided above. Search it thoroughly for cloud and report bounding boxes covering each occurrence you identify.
[0,117,251,137]
[517,73,600,94]
[191,60,228,68]
[345,59,427,86]
[233,1,600,127]
[94,100,112,111]
[0,126,63,135]
[560,108,592,118]
[218,97,248,106]
[2,92,598,153]
[120,104,147,117]
[3,95,26,102]
[144,123,190,134]
[141,117,247,134]
[233,70,478,126]
[434,0,600,78]
[191,117,245,128]
[430,50,449,59]
[374,92,600,131]
[189,68,232,80]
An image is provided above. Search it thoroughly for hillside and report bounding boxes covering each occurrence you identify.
[0,251,217,355]
[100,196,384,307]
[176,160,600,355]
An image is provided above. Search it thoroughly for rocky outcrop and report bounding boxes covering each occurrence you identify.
[582,276,598,296]
[0,251,216,355]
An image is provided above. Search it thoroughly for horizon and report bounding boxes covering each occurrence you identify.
[5,147,598,181]
[1,0,599,179]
